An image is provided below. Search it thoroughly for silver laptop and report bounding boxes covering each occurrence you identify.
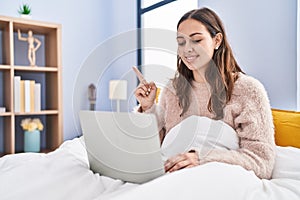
[79,111,165,183]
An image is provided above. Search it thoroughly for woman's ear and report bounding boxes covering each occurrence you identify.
[214,32,223,49]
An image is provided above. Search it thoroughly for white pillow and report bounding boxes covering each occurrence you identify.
[272,146,300,180]
[161,115,239,159]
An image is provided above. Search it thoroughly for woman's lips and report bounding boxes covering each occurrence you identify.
[185,55,198,62]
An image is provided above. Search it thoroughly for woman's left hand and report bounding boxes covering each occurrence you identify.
[164,151,200,173]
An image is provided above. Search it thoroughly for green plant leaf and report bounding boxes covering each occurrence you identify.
[18,4,31,15]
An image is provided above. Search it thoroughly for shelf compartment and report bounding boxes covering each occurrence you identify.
[14,115,45,153]
[0,19,11,65]
[14,114,60,153]
[14,71,60,111]
[0,115,14,155]
[46,114,62,150]
[0,69,12,113]
[13,22,60,68]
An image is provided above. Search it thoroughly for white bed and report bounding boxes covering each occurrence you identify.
[1,136,300,200]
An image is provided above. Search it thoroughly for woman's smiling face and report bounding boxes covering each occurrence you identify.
[177,18,217,72]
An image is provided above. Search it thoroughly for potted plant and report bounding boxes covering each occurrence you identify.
[21,118,44,152]
[18,3,32,19]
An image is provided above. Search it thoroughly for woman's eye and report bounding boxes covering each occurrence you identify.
[192,39,202,43]
[177,40,185,46]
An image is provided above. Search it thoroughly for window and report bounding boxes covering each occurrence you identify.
[140,0,198,87]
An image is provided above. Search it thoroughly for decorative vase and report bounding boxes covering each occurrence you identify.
[24,130,40,152]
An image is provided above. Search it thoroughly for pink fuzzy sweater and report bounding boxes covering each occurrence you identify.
[144,73,275,179]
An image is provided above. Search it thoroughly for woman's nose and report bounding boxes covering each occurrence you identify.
[183,41,193,53]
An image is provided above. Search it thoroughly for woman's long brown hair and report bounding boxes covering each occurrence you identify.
[173,7,244,119]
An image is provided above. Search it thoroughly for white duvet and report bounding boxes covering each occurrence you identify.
[0,138,300,200]
[1,128,300,199]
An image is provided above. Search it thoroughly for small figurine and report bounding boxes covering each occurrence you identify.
[17,29,41,66]
[88,84,97,110]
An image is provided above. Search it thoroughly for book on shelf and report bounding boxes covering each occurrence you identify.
[34,83,41,112]
[14,76,21,112]
[24,80,31,113]
[14,77,42,113]
[0,107,5,113]
[30,80,35,112]
[20,80,25,112]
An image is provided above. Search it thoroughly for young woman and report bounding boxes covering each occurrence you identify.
[135,7,275,179]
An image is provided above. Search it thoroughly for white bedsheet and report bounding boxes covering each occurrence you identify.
[0,137,300,200]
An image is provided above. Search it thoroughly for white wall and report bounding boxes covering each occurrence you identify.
[198,0,298,110]
[0,0,137,143]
